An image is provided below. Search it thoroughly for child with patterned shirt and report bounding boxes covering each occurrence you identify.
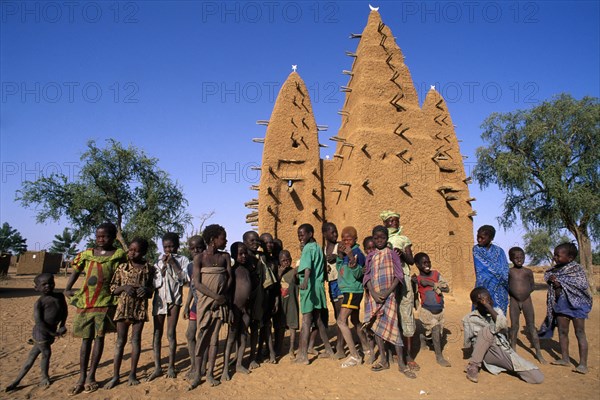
[412,252,450,367]
[105,238,154,389]
[147,232,190,381]
[183,235,206,379]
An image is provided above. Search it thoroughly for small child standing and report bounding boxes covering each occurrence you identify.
[5,273,67,391]
[539,243,592,374]
[412,252,450,367]
[183,235,206,380]
[148,232,190,381]
[105,238,155,389]
[278,250,299,359]
[507,246,546,364]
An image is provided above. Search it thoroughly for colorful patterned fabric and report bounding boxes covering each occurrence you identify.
[539,261,592,339]
[336,244,365,293]
[363,247,404,346]
[111,262,155,322]
[473,244,509,314]
[72,306,116,338]
[298,241,327,314]
[70,248,126,309]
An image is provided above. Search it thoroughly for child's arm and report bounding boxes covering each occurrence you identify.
[57,294,68,335]
[381,278,401,301]
[183,286,193,320]
[400,244,415,265]
[437,274,450,293]
[299,268,310,290]
[63,270,82,297]
[367,280,384,303]
[528,269,535,294]
[193,255,226,305]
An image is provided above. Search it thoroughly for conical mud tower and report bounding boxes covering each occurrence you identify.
[249,10,475,287]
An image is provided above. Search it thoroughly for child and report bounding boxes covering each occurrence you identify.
[105,238,155,389]
[539,243,592,374]
[5,273,67,391]
[322,222,344,358]
[363,225,414,378]
[363,236,376,256]
[278,250,299,359]
[64,222,126,395]
[190,224,232,388]
[473,225,509,314]
[257,232,278,363]
[183,235,206,380]
[507,246,546,364]
[295,223,334,364]
[463,287,543,384]
[336,226,370,368]
[380,210,418,372]
[413,252,451,367]
[222,242,252,381]
[147,232,190,381]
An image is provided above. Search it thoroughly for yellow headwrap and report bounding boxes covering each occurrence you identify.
[379,210,400,222]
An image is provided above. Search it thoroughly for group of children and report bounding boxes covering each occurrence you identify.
[4,216,594,393]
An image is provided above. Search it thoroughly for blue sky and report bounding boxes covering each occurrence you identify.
[1,1,599,254]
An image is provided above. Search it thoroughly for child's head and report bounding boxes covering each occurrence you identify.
[508,247,525,268]
[322,222,338,244]
[260,233,275,254]
[363,236,375,254]
[34,273,55,294]
[230,242,248,265]
[470,286,492,311]
[279,250,292,268]
[96,222,117,250]
[243,231,260,252]
[341,226,358,249]
[380,210,400,229]
[372,225,389,250]
[128,237,149,263]
[203,224,227,250]
[553,242,577,265]
[476,225,495,247]
[162,232,180,254]
[414,252,431,274]
[298,224,315,245]
[188,235,206,257]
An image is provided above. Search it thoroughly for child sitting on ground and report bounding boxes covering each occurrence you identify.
[5,273,67,391]
[105,238,155,389]
[412,252,450,367]
[507,246,546,364]
[463,287,543,384]
[539,242,592,374]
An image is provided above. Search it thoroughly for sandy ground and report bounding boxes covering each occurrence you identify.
[0,269,598,400]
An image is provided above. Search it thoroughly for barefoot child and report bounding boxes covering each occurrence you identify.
[5,274,67,392]
[336,226,370,368]
[507,246,546,364]
[295,223,334,364]
[380,210,418,372]
[463,287,543,383]
[183,235,206,379]
[412,252,451,367]
[64,222,126,395]
[222,242,252,381]
[363,225,414,378]
[105,238,155,389]
[363,236,376,257]
[277,250,299,359]
[190,224,232,388]
[539,243,592,374]
[322,222,344,358]
[148,232,190,381]
[473,225,509,314]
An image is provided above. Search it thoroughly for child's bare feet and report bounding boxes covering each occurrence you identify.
[68,383,85,396]
[318,350,335,359]
[436,356,451,367]
[127,375,140,386]
[333,351,345,360]
[188,376,201,390]
[166,366,177,378]
[103,377,119,390]
[185,370,195,381]
[307,348,318,355]
[146,368,162,382]
[465,362,479,383]
[249,360,259,369]
[268,356,277,364]
[288,350,296,360]
[536,354,547,364]
[551,359,570,366]
[5,383,18,392]
[221,370,231,381]
[574,365,588,374]
[236,365,250,374]
[294,355,310,365]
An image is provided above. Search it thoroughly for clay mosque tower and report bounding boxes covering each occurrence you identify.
[248,9,475,287]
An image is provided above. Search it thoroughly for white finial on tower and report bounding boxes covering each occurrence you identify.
[369,4,379,11]
[430,85,436,91]
[292,65,298,72]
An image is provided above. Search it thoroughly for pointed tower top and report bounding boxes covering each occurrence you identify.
[369,4,379,11]
[292,65,298,72]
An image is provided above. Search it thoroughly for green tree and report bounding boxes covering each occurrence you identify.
[475,94,599,291]
[522,229,571,266]
[17,139,192,250]
[49,228,82,259]
[0,223,28,255]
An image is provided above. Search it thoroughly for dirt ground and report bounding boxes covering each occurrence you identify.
[0,269,598,400]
